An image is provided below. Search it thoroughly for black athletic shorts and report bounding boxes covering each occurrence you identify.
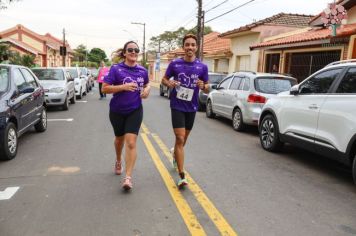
[109,105,143,137]
[171,109,196,130]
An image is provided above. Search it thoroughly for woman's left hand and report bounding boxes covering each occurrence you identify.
[140,86,150,99]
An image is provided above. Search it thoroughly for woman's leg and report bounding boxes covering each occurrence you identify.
[114,136,124,163]
[124,133,138,177]
[99,82,103,98]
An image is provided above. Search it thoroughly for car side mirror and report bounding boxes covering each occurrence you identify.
[20,87,35,94]
[290,85,299,95]
[211,84,217,90]
[216,86,224,90]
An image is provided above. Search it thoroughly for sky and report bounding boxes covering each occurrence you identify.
[0,0,333,58]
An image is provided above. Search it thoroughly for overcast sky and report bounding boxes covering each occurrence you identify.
[0,0,332,57]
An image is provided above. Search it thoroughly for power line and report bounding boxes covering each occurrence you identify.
[206,0,229,13]
[205,0,256,23]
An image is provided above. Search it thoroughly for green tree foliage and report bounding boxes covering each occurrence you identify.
[148,26,213,53]
[0,43,36,67]
[0,0,19,10]
[88,48,107,64]
[73,44,88,62]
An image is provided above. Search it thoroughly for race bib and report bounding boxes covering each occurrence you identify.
[176,87,194,101]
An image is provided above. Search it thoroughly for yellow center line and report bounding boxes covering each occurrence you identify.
[151,133,238,236]
[140,131,206,235]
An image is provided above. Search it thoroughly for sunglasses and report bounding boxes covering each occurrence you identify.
[126,48,140,53]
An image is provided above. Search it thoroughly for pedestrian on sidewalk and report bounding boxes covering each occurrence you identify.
[102,41,150,190]
[161,34,209,188]
[97,61,109,99]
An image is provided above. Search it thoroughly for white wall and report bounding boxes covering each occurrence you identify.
[228,33,260,73]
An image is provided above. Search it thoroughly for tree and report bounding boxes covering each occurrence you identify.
[0,43,12,62]
[0,0,20,10]
[148,26,213,53]
[88,48,107,64]
[73,44,88,62]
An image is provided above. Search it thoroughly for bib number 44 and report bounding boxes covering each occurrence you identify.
[176,87,194,101]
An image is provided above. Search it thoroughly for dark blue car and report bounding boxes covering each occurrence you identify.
[0,64,47,161]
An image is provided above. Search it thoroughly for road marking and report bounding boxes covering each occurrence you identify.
[141,132,206,236]
[0,187,19,200]
[76,101,88,103]
[47,118,74,122]
[141,121,238,236]
[48,166,80,173]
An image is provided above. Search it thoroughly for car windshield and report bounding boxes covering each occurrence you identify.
[80,68,87,75]
[255,77,297,94]
[68,68,79,78]
[0,67,9,92]
[32,69,64,80]
[209,74,225,84]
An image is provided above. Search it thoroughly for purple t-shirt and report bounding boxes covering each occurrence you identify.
[165,58,208,112]
[104,62,149,114]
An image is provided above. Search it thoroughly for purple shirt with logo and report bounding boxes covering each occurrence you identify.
[104,62,149,114]
[165,58,208,112]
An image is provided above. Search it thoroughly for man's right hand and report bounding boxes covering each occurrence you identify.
[167,80,180,89]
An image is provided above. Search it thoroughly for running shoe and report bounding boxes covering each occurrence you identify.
[177,178,188,189]
[170,147,177,170]
[122,176,133,190]
[115,161,123,175]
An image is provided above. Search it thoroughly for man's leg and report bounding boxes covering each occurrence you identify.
[173,128,186,174]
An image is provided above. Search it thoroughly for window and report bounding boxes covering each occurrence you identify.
[336,67,356,93]
[229,76,242,90]
[299,68,343,94]
[238,78,245,90]
[13,69,29,91]
[255,77,296,94]
[243,78,250,91]
[21,69,38,88]
[219,77,232,89]
[0,67,9,92]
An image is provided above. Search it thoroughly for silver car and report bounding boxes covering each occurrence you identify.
[206,71,297,131]
[32,68,76,110]
[67,67,86,99]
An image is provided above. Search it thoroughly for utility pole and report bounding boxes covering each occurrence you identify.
[196,0,203,59]
[62,28,66,66]
[200,10,205,61]
[131,22,146,65]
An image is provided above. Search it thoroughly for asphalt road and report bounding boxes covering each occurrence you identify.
[0,83,356,236]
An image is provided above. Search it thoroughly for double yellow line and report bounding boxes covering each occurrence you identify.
[140,123,238,236]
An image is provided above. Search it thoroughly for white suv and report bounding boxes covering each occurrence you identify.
[258,60,356,184]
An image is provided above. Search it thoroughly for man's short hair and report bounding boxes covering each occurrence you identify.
[182,34,197,46]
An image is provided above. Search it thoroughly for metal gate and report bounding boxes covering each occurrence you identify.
[288,50,341,82]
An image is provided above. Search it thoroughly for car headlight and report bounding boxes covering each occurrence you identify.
[49,87,64,93]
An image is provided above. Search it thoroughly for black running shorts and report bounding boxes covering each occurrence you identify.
[171,109,196,130]
[109,105,143,137]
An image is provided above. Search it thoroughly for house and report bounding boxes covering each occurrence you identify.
[250,0,356,82]
[148,32,231,81]
[219,13,314,74]
[0,24,73,67]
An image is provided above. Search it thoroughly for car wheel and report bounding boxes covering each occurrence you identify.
[259,114,283,152]
[352,153,356,185]
[0,122,18,161]
[159,85,164,96]
[77,88,82,99]
[206,99,216,118]
[62,96,69,111]
[70,93,76,104]
[34,108,47,132]
[232,108,245,131]
[198,100,205,112]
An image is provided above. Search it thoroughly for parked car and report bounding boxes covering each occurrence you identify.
[258,60,356,184]
[80,67,92,92]
[159,80,170,98]
[32,67,75,110]
[198,72,226,110]
[67,67,86,99]
[0,64,47,161]
[206,71,297,131]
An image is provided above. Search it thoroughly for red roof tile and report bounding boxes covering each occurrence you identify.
[167,32,230,56]
[250,23,356,50]
[220,13,314,37]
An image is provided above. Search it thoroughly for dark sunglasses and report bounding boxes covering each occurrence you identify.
[126,48,140,53]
